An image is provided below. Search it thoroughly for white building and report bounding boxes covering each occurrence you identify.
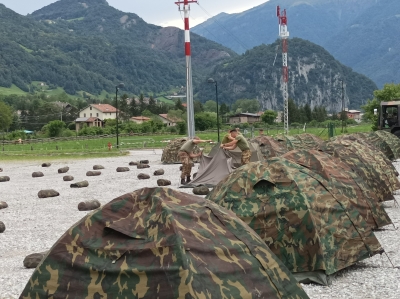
[78,104,117,120]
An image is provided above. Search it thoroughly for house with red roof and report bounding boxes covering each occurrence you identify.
[158,114,182,127]
[75,104,118,132]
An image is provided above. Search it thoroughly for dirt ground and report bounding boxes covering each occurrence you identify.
[0,151,399,298]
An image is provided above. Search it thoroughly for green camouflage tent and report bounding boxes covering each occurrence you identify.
[207,159,383,285]
[21,187,309,299]
[275,135,302,150]
[353,132,395,161]
[334,134,399,177]
[283,149,392,229]
[251,135,288,159]
[292,134,324,150]
[375,130,400,160]
[161,138,200,164]
[320,139,400,201]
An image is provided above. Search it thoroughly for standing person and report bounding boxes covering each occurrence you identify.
[221,129,251,165]
[178,137,212,185]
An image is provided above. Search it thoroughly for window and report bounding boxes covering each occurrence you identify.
[90,107,92,110]
[97,113,99,117]
[90,113,92,117]
[84,113,86,117]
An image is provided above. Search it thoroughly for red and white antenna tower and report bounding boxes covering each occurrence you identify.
[175,0,197,138]
[277,6,289,135]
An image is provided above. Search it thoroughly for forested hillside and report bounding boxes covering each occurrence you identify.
[195,38,377,112]
[0,0,235,96]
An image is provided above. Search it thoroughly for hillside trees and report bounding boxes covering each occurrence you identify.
[0,101,13,131]
[362,83,400,128]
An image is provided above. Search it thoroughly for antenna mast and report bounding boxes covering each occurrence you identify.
[175,0,197,138]
[277,6,289,135]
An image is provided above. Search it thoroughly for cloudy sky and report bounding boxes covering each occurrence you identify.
[0,0,268,27]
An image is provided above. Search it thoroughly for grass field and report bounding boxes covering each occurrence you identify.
[0,123,373,161]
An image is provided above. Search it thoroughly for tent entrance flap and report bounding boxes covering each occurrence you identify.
[181,148,235,188]
[293,271,330,286]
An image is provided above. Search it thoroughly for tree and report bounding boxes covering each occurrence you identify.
[204,100,217,112]
[0,101,13,132]
[175,98,185,111]
[194,112,217,131]
[362,83,400,126]
[148,96,157,114]
[304,103,312,122]
[261,110,278,125]
[46,120,66,137]
[288,99,299,124]
[194,100,204,113]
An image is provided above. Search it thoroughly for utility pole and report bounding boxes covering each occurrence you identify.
[277,6,289,136]
[175,0,197,138]
[341,80,345,133]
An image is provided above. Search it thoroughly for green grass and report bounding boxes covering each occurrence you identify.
[0,84,27,96]
[156,96,175,105]
[0,123,374,160]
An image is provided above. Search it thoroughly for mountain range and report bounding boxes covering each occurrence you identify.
[193,0,400,87]
[195,38,377,111]
[0,0,234,95]
[0,0,382,111]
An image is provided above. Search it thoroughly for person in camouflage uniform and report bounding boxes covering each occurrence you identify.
[221,129,251,165]
[179,137,212,185]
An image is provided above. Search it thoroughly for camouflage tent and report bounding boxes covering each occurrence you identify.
[161,138,200,164]
[352,132,395,161]
[320,139,400,201]
[21,187,309,299]
[275,134,302,150]
[293,133,324,150]
[207,159,384,285]
[251,135,288,159]
[375,130,400,160]
[283,149,392,229]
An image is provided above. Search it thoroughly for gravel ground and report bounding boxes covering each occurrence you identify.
[0,151,399,298]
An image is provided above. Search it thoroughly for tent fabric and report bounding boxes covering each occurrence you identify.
[183,143,263,188]
[275,135,302,150]
[183,148,235,188]
[20,187,310,299]
[251,135,288,159]
[320,138,400,201]
[293,133,324,150]
[353,132,395,161]
[206,158,383,284]
[375,130,400,160]
[334,134,400,177]
[161,138,200,164]
[283,149,392,229]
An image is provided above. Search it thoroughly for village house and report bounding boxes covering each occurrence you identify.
[346,109,362,122]
[158,114,181,127]
[229,113,261,124]
[75,104,117,132]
